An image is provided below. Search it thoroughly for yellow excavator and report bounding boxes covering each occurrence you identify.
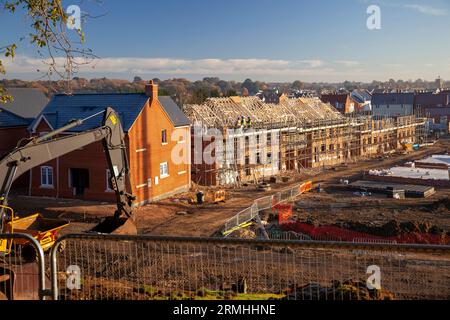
[0,107,137,300]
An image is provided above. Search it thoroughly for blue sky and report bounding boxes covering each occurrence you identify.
[1,0,450,82]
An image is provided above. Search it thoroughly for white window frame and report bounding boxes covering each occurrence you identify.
[160,162,169,178]
[161,129,168,145]
[40,166,54,188]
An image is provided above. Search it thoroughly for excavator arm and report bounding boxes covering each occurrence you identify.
[0,107,136,233]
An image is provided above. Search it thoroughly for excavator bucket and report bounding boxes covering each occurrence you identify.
[90,216,137,235]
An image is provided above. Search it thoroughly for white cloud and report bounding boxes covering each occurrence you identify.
[404,4,447,16]
[384,63,403,68]
[297,60,324,68]
[5,56,400,82]
[334,60,361,67]
[3,56,332,76]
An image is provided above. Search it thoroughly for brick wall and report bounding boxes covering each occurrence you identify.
[0,126,30,190]
[128,98,190,205]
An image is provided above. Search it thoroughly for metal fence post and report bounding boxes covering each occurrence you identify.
[50,237,66,300]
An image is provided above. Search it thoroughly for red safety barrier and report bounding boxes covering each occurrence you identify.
[275,204,293,224]
[281,221,450,245]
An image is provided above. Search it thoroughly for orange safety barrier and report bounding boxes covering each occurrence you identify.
[299,180,313,194]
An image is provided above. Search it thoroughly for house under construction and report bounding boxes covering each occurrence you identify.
[183,96,427,186]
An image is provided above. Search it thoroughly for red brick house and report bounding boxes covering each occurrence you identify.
[320,93,356,114]
[28,81,191,205]
[0,109,29,158]
[0,88,49,157]
[0,88,48,190]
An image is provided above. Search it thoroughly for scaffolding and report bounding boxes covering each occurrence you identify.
[183,97,428,187]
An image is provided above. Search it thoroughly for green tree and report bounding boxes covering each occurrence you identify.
[1,0,93,102]
[192,87,209,104]
[242,78,257,95]
[210,88,221,97]
[226,89,237,97]
[292,80,304,90]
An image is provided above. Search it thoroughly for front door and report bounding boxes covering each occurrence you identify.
[70,168,90,196]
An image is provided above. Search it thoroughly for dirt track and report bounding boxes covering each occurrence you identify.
[8,137,450,237]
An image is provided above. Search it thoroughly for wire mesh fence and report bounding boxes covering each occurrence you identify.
[51,234,450,301]
[223,183,303,235]
[267,230,403,243]
[254,195,274,211]
[0,233,47,300]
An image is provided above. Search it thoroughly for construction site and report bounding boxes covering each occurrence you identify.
[183,96,427,187]
[2,98,450,301]
[4,136,449,301]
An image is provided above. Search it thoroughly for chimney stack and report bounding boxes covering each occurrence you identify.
[145,80,158,100]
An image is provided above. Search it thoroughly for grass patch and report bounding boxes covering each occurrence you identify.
[135,286,285,300]
[195,289,284,300]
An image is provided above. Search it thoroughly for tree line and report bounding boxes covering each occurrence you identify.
[1,76,447,106]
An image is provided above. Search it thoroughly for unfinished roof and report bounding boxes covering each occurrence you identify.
[183,96,344,128]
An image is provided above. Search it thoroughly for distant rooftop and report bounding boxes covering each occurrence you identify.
[351,89,372,103]
[372,92,415,105]
[0,108,30,128]
[415,92,450,107]
[1,88,48,119]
